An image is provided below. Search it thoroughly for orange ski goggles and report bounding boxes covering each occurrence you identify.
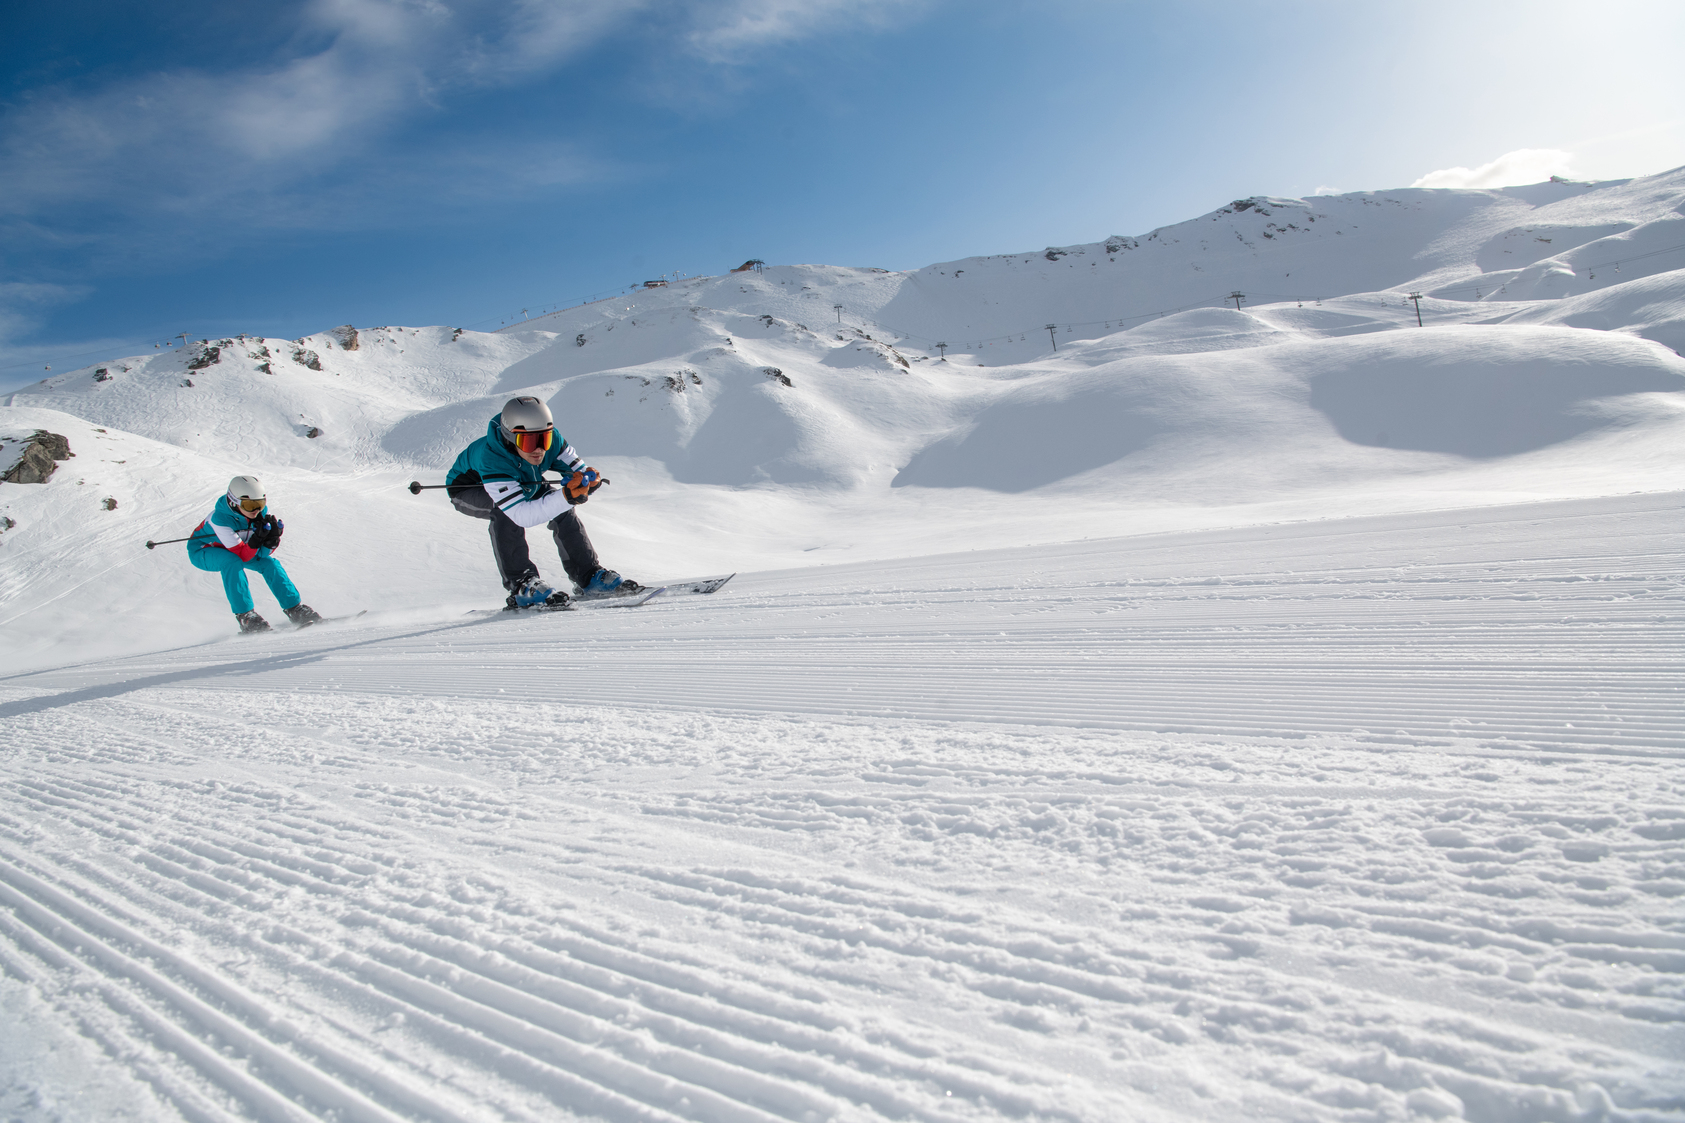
[237,497,265,513]
[511,427,554,453]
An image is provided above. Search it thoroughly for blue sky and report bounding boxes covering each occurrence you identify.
[3,0,1682,391]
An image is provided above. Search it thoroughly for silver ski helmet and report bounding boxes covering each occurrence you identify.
[499,396,554,453]
[226,474,265,514]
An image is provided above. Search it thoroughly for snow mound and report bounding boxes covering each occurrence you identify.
[1307,326,1684,456]
[1490,268,1685,354]
[896,326,1685,490]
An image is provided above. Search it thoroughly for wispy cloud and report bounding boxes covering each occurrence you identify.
[1,0,545,217]
[686,0,922,62]
[498,0,652,75]
[1410,148,1576,190]
[0,0,912,233]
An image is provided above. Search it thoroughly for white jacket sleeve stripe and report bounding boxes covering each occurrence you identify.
[484,479,573,528]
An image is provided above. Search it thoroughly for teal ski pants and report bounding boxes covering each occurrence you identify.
[190,546,299,616]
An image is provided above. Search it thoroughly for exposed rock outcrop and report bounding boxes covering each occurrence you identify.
[1,430,73,484]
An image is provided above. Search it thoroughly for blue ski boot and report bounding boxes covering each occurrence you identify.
[508,576,570,610]
[577,568,644,600]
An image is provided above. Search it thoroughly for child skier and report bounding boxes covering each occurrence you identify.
[188,475,323,633]
[446,396,643,609]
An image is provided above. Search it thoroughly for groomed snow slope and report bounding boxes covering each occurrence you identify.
[2,496,1682,1122]
[2,170,1684,1121]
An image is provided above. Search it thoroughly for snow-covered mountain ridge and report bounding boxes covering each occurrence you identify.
[2,167,1684,661]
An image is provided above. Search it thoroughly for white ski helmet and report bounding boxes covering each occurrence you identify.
[499,396,554,444]
[226,475,265,509]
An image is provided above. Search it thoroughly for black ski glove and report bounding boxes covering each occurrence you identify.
[247,514,284,551]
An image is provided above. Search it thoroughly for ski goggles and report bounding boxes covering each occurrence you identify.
[511,427,554,453]
[236,497,265,513]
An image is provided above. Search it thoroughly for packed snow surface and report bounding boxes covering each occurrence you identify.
[2,169,1684,1121]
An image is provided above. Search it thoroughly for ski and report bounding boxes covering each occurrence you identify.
[466,602,570,618]
[586,585,666,608]
[235,608,364,637]
[467,586,666,618]
[301,609,367,628]
[571,582,660,603]
[654,573,735,596]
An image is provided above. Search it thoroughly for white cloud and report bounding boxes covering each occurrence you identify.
[1410,148,1577,190]
[686,0,921,62]
[1312,185,1340,196]
[500,0,648,74]
[0,1,462,217]
[0,0,893,229]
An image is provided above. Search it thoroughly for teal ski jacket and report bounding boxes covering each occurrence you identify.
[448,416,586,528]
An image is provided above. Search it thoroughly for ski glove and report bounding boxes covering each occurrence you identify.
[246,514,284,551]
[563,468,606,505]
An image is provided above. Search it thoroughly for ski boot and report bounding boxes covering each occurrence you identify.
[577,568,644,599]
[507,576,570,611]
[236,610,271,634]
[284,603,324,628]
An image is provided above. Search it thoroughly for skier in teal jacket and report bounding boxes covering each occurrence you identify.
[188,475,322,633]
[446,396,643,609]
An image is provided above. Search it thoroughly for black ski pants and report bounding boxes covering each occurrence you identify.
[451,487,600,592]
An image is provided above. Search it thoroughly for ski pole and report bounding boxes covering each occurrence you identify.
[145,536,194,549]
[409,475,550,493]
[408,475,608,495]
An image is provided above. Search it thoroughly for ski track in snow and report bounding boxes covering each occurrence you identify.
[2,495,1682,1122]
